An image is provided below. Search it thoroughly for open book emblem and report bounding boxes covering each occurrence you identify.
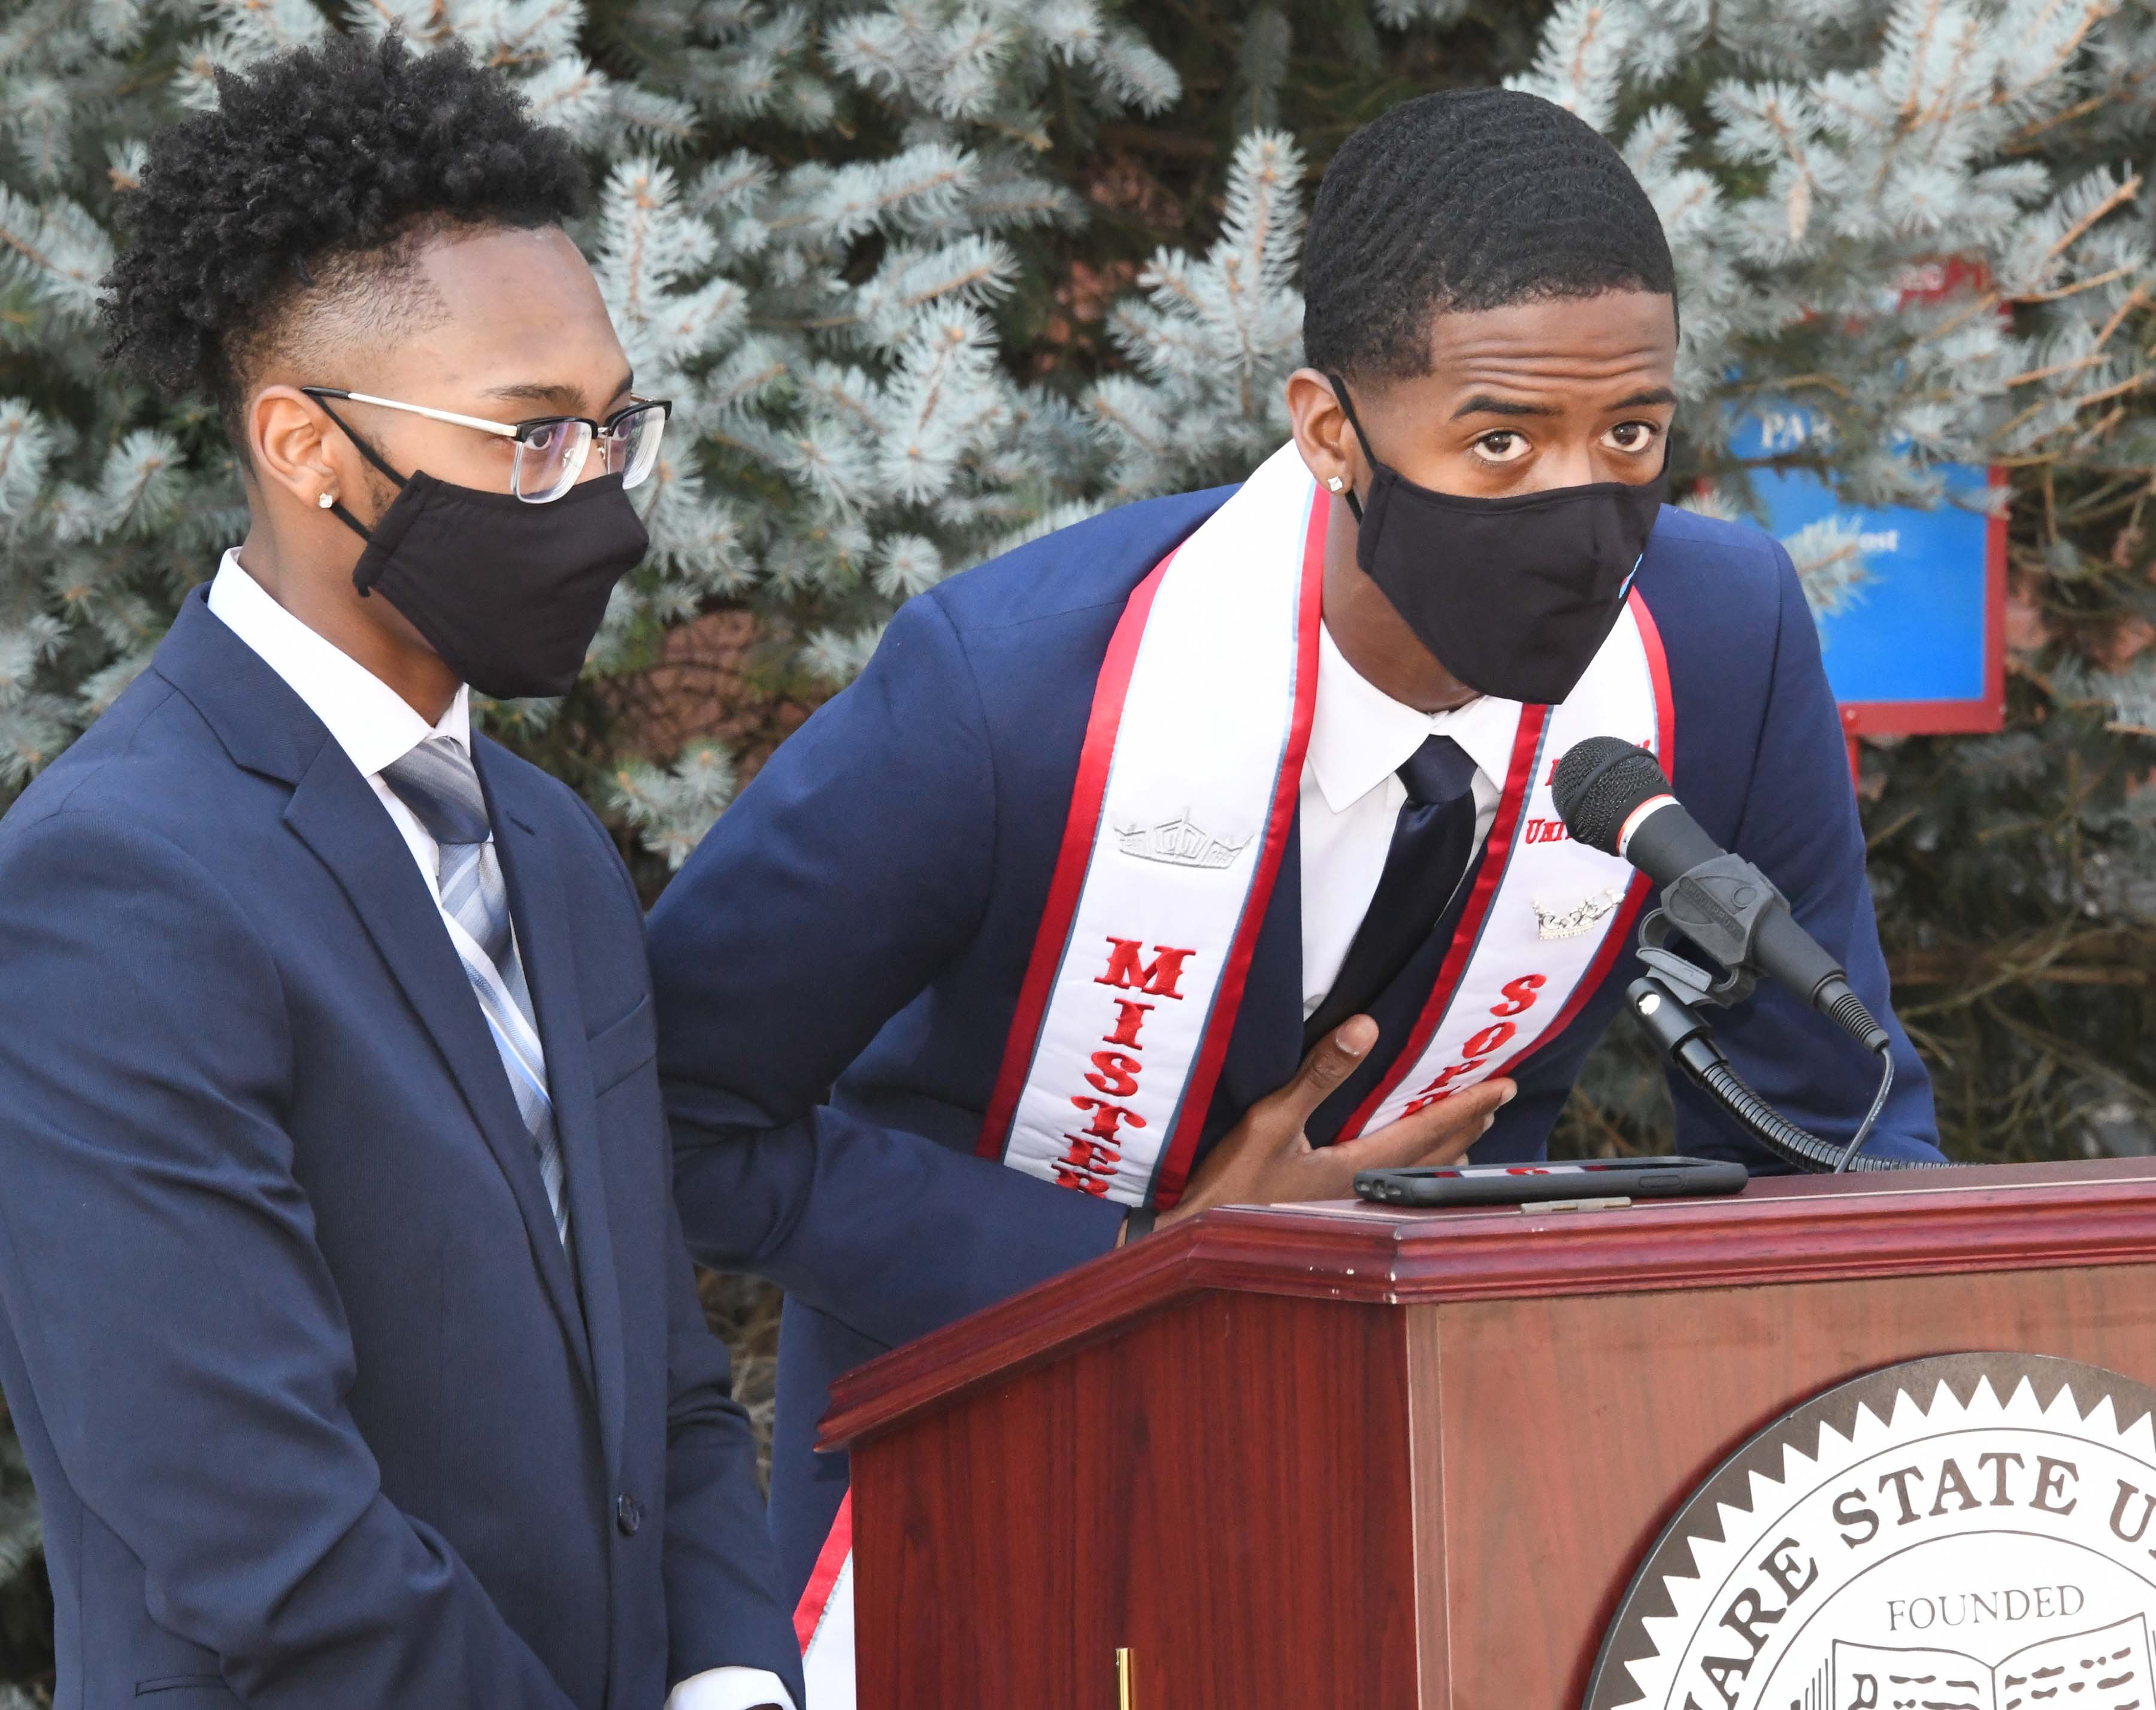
[1835,1615,2151,1710]
[1586,1353,2156,1710]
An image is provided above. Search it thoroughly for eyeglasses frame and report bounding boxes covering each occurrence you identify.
[299,386,673,498]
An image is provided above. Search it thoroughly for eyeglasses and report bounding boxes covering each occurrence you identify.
[301,387,673,504]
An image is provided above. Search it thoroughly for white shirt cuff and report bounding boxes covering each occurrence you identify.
[664,1666,797,1710]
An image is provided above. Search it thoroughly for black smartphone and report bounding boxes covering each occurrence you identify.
[1352,1155,1748,1208]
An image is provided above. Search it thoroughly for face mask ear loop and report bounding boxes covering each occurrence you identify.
[1324,372,1377,524]
[310,395,411,587]
[326,499,374,550]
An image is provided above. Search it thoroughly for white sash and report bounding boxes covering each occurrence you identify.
[977,441,1673,1203]
[976,441,1325,1206]
[795,1494,856,1709]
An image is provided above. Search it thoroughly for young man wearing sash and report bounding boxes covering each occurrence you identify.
[649,88,1944,1699]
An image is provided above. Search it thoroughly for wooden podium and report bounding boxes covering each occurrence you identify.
[817,1159,2156,1709]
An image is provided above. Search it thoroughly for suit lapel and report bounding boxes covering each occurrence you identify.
[480,747,627,1483]
[1212,812,1309,1132]
[154,590,599,1396]
[280,744,597,1391]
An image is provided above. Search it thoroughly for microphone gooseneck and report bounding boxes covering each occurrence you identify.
[1624,977,1906,1172]
[1700,1060,1898,1175]
[1559,736,1939,1174]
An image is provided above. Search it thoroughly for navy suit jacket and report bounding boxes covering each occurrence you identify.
[648,490,1943,1602]
[0,591,802,1710]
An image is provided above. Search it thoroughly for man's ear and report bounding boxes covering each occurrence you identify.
[250,385,346,514]
[1285,367,1365,498]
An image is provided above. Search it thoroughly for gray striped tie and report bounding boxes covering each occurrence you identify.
[381,737,570,1251]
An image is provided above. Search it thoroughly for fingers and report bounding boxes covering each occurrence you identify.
[1268,1014,1380,1127]
[1328,1077,1518,1177]
[1406,1076,1516,1165]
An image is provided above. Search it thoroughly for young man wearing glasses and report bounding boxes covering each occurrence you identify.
[0,34,796,1710]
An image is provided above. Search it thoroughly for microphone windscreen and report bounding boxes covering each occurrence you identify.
[1553,736,1674,855]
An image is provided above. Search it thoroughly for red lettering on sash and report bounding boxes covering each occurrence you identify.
[1491,974,1546,1017]
[1069,1096,1147,1139]
[1396,973,1548,1113]
[1095,938,1195,1000]
[1031,939,1196,1197]
[1523,817,1570,845]
[1056,1134,1122,1175]
[1460,1021,1518,1060]
[1085,1050,1143,1097]
[1102,999,1155,1048]
[1052,1163,1114,1194]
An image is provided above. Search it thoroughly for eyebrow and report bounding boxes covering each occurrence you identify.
[1451,394,1560,420]
[481,371,637,414]
[1450,385,1679,422]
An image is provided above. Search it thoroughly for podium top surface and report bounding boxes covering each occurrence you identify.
[819,1157,2156,1451]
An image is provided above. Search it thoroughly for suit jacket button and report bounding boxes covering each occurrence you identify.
[615,1493,642,1536]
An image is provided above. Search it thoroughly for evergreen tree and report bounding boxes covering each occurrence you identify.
[1507,0,2156,1160]
[2,0,2152,1692]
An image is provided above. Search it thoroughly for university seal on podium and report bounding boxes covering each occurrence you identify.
[1588,1353,2156,1710]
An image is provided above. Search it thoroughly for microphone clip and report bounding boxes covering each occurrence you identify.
[1634,853,1791,1011]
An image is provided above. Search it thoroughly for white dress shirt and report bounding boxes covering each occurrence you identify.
[1298,621,1522,1021]
[209,550,478,906]
[206,552,794,1710]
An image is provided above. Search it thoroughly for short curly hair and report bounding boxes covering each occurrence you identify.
[101,32,589,451]
[1304,89,1676,384]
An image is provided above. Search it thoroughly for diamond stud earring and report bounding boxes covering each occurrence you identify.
[1325,475,1346,493]
[317,492,335,509]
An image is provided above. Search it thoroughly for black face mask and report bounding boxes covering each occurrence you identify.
[1329,375,1667,706]
[320,404,649,701]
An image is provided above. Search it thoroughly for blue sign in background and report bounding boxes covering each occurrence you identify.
[1727,408,1998,714]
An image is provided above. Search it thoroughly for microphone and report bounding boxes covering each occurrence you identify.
[1552,736,1888,1053]
[1553,736,1932,1174]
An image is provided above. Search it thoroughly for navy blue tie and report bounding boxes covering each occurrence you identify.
[1304,734,1482,1051]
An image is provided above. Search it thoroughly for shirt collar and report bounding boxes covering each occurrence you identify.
[1307,621,1522,813]
[206,548,470,779]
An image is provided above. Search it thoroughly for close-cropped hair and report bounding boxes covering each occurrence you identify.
[99,31,589,450]
[1303,87,1677,384]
